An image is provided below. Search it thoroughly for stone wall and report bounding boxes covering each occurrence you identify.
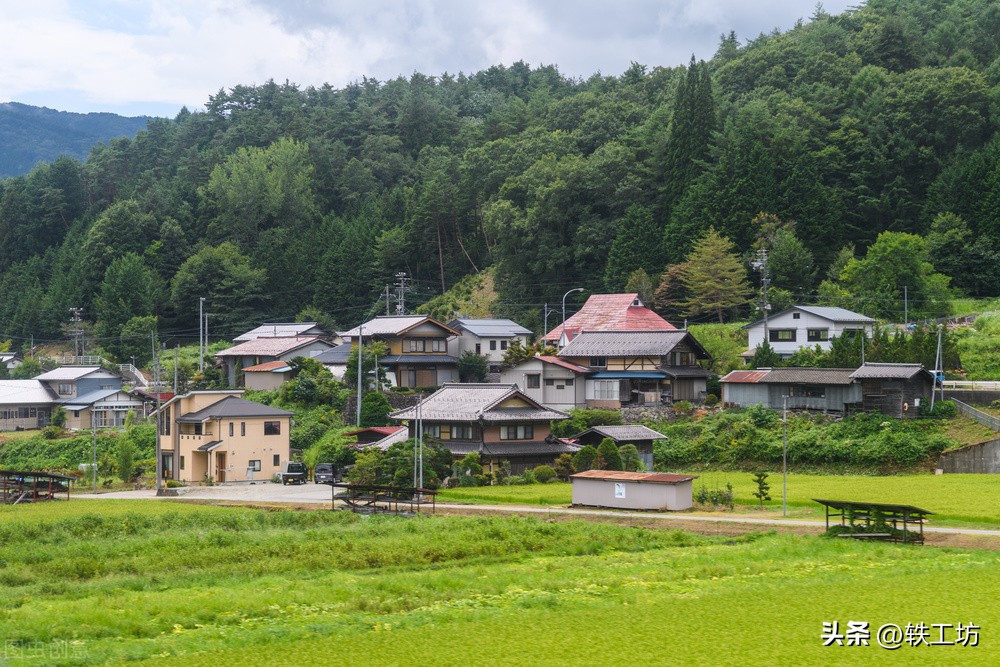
[621,405,675,423]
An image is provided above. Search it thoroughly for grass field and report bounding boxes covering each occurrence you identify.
[0,501,997,666]
[439,473,1000,526]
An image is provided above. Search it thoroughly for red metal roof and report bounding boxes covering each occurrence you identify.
[719,370,770,384]
[536,356,591,373]
[242,360,291,372]
[570,470,698,484]
[543,293,675,341]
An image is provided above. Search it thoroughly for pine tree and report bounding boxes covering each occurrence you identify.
[679,228,751,323]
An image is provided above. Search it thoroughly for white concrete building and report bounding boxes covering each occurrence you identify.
[745,306,875,360]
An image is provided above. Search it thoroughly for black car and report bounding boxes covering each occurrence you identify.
[280,461,307,485]
[314,463,336,485]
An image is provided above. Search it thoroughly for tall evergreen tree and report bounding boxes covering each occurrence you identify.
[603,206,664,291]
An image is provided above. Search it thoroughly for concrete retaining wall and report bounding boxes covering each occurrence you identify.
[938,438,1000,474]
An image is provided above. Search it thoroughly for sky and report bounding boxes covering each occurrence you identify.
[0,0,858,118]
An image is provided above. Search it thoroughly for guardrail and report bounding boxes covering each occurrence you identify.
[943,380,1000,391]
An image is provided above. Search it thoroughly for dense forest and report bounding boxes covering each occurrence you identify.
[2,0,1000,360]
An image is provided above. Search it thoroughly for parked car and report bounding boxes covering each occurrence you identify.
[280,461,307,485]
[314,462,337,484]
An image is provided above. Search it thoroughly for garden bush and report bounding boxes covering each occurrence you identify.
[532,465,556,483]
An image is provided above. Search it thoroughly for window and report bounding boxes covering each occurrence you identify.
[792,312,801,319]
[100,384,114,390]
[451,424,473,439]
[180,456,185,471]
[273,454,280,466]
[500,340,508,350]
[431,339,447,352]
[589,357,607,368]
[193,423,203,436]
[807,329,829,342]
[842,328,864,338]
[490,340,497,351]
[264,421,281,435]
[769,329,796,342]
[501,425,534,440]
[586,379,620,401]
[564,379,574,386]
[791,385,826,399]
[229,422,234,437]
[526,374,540,388]
[57,383,73,395]
[249,460,261,472]
[241,422,246,436]
[422,424,441,438]
[545,378,555,386]
[475,343,481,354]
[408,339,426,352]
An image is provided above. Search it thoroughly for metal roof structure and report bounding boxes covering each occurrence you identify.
[313,343,352,364]
[542,293,676,342]
[572,425,667,442]
[448,318,532,338]
[558,330,709,359]
[34,366,113,381]
[390,383,568,423]
[570,470,698,484]
[176,396,294,422]
[214,336,332,358]
[758,367,857,385]
[340,315,460,339]
[719,370,770,384]
[242,361,292,373]
[850,363,929,380]
[0,380,58,405]
[234,322,326,342]
[744,305,875,329]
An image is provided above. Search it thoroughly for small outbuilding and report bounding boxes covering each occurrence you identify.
[570,469,698,511]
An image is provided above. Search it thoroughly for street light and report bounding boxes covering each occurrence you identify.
[561,288,583,340]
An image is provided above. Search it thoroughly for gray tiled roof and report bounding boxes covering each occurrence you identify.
[390,383,568,423]
[558,330,707,358]
[313,343,352,364]
[234,322,326,342]
[850,363,928,380]
[443,440,580,457]
[757,368,857,385]
[340,315,459,338]
[177,396,294,422]
[380,354,460,366]
[449,318,532,337]
[575,425,667,441]
[214,336,331,357]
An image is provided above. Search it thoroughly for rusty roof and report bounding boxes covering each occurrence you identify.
[719,370,770,384]
[570,470,698,484]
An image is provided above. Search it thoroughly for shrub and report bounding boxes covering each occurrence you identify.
[920,399,956,418]
[550,409,623,438]
[695,483,734,510]
[619,444,643,472]
[597,438,623,470]
[532,465,556,483]
[41,426,64,440]
[165,480,183,488]
[553,453,575,480]
[673,401,695,417]
[704,393,719,407]
[572,445,599,472]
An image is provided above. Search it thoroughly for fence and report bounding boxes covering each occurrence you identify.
[950,398,1000,432]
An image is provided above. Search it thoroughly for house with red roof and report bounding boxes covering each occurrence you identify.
[499,356,591,412]
[541,293,675,347]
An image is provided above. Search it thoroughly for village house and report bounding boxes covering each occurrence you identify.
[389,383,574,474]
[851,363,934,419]
[345,425,409,451]
[36,366,143,429]
[233,322,328,342]
[215,336,335,387]
[0,380,55,431]
[720,367,861,412]
[744,306,876,360]
[557,330,712,407]
[499,356,590,412]
[340,315,461,388]
[155,390,294,483]
[447,318,533,372]
[542,293,675,348]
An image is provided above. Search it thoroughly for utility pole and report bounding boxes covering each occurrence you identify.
[782,395,788,517]
[355,322,364,427]
[931,324,944,410]
[174,345,179,394]
[68,308,84,359]
[542,303,556,339]
[384,285,392,316]
[154,333,163,493]
[751,249,770,343]
[394,272,410,315]
[904,286,908,325]
[198,297,205,373]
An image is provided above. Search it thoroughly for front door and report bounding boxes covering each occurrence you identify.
[215,452,226,483]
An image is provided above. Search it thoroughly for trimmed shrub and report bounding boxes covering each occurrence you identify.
[532,465,556,483]
[572,445,599,472]
[597,438,623,470]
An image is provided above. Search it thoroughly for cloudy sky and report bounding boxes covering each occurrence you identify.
[0,0,857,118]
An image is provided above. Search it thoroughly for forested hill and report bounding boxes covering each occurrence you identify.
[0,102,150,178]
[2,0,1000,357]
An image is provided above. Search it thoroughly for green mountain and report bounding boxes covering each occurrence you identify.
[0,102,151,178]
[1,0,999,352]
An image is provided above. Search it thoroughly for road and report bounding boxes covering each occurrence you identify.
[77,483,1000,539]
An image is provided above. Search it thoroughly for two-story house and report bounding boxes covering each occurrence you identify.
[744,306,876,360]
[155,390,294,483]
[340,315,461,388]
[447,318,533,372]
[542,293,676,348]
[389,383,574,474]
[498,356,591,412]
[36,366,143,429]
[557,330,712,408]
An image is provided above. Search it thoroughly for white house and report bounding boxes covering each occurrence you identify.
[447,318,533,372]
[498,356,590,412]
[745,306,875,360]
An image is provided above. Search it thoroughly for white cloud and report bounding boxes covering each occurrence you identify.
[0,0,856,116]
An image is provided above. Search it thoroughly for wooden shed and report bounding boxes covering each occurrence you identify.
[570,470,698,510]
[849,363,933,419]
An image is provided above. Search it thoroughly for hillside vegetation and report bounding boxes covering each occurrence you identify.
[2,0,1000,351]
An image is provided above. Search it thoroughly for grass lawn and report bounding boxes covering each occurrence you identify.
[439,473,1000,526]
[1,501,998,666]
